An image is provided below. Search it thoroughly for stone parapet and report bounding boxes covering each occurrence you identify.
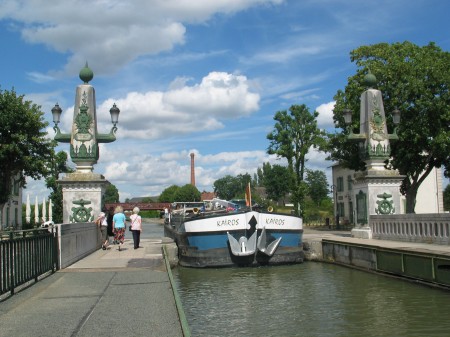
[56,222,101,268]
[370,213,450,245]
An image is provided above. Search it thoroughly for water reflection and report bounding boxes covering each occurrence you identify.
[173,263,450,337]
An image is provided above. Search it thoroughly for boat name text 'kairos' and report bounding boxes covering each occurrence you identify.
[217,219,240,227]
[265,218,285,226]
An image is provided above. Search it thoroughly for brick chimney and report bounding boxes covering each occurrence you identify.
[190,153,195,186]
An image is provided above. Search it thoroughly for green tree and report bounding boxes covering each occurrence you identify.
[255,167,264,187]
[45,151,73,223]
[0,88,54,210]
[174,184,201,202]
[159,185,180,202]
[444,184,450,212]
[212,173,254,201]
[104,183,120,203]
[236,173,252,198]
[305,169,329,206]
[213,175,241,200]
[267,104,328,216]
[330,42,450,213]
[303,196,333,223]
[261,163,290,204]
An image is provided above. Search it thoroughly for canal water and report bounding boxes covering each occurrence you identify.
[145,219,450,337]
[173,264,450,337]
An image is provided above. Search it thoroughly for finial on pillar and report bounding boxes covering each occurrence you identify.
[79,62,94,84]
[364,69,377,89]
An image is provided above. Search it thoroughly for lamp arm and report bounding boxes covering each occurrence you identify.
[96,126,117,143]
[348,132,367,141]
[53,126,71,143]
[387,127,399,140]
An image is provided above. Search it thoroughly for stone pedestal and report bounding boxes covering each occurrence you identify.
[58,172,110,223]
[351,227,373,239]
[351,168,405,238]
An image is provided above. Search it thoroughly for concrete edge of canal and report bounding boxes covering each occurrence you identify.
[162,243,191,337]
[303,233,450,290]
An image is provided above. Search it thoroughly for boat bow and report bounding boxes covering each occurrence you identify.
[227,231,257,256]
[257,226,282,256]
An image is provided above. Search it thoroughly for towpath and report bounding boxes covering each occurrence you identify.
[0,220,185,337]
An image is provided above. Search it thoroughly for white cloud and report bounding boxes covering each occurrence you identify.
[25,145,333,202]
[103,161,129,182]
[92,72,260,140]
[99,149,283,198]
[0,0,283,75]
[315,101,335,129]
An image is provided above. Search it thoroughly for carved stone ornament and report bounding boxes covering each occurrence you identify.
[69,199,93,222]
[375,192,395,215]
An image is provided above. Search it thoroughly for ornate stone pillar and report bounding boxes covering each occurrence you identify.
[344,72,404,239]
[52,64,119,223]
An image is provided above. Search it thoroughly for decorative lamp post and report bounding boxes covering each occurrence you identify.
[343,71,401,165]
[53,63,120,223]
[52,63,120,174]
[343,108,352,125]
[110,103,120,130]
[51,103,62,128]
[342,70,405,239]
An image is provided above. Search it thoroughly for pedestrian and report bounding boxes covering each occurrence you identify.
[129,206,142,249]
[106,206,115,242]
[112,205,126,251]
[96,211,109,250]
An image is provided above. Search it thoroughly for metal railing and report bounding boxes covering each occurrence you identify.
[0,227,58,297]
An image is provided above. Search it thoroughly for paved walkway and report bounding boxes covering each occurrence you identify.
[303,227,450,256]
[0,237,185,337]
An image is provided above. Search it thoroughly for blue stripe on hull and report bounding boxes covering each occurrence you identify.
[271,232,302,246]
[187,233,229,250]
[187,231,302,251]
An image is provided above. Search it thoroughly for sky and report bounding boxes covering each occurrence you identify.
[1,0,449,202]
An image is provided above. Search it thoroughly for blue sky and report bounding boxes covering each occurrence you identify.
[1,0,449,202]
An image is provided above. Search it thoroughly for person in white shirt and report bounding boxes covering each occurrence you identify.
[96,212,109,250]
[129,207,142,249]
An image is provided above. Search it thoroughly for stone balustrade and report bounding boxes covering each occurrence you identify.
[370,214,450,245]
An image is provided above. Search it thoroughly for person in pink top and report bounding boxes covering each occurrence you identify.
[129,207,142,249]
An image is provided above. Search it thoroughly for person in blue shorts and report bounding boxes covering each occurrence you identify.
[112,206,126,251]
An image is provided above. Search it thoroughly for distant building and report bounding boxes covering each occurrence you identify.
[331,164,444,225]
[201,191,216,201]
[1,177,23,229]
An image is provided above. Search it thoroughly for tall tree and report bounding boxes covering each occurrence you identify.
[213,175,241,200]
[159,185,180,203]
[255,167,264,187]
[174,184,201,202]
[267,104,327,216]
[0,88,54,210]
[444,184,450,212]
[236,173,252,196]
[45,150,73,223]
[104,183,120,203]
[261,163,290,204]
[330,42,450,213]
[305,169,329,206]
